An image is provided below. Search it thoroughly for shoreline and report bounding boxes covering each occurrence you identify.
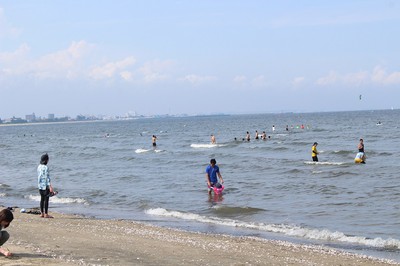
[1,208,398,266]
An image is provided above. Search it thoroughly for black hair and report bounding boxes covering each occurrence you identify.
[40,153,49,165]
[0,208,14,223]
[210,158,216,164]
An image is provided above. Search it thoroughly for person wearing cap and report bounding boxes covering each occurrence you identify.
[311,142,319,162]
[205,158,224,195]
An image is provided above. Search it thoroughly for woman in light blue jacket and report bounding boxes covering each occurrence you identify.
[37,153,54,218]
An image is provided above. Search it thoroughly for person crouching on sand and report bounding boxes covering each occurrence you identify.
[0,208,14,257]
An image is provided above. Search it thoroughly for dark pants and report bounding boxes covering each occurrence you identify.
[312,156,318,162]
[0,231,9,246]
[39,187,50,214]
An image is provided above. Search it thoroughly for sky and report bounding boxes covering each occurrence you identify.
[1,0,400,118]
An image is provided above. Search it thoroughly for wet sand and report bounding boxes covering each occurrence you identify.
[1,208,398,265]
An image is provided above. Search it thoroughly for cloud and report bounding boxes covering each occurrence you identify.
[292,76,305,86]
[179,74,217,85]
[89,56,136,80]
[0,41,174,84]
[120,71,133,81]
[316,71,338,86]
[138,60,175,83]
[316,66,400,87]
[233,75,247,83]
[342,71,369,86]
[0,44,30,76]
[0,43,30,62]
[33,41,94,79]
[0,41,93,79]
[251,75,267,87]
[371,66,400,85]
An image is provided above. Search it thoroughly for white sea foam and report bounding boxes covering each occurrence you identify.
[145,208,400,250]
[304,161,345,165]
[27,195,88,205]
[135,148,150,153]
[190,143,218,148]
[190,143,226,148]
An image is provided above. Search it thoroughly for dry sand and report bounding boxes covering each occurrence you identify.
[0,208,398,265]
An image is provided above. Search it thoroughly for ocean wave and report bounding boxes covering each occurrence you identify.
[304,161,346,166]
[210,205,265,215]
[134,148,164,154]
[27,195,88,205]
[135,148,151,153]
[333,150,354,155]
[272,146,288,151]
[145,208,400,250]
[190,143,226,148]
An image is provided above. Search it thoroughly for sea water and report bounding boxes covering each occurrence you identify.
[0,109,399,262]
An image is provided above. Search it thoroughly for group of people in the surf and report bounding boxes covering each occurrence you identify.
[311,138,366,164]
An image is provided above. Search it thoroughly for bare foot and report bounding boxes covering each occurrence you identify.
[0,247,12,257]
[44,214,54,218]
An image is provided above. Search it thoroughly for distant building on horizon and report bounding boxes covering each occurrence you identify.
[25,113,36,122]
[48,113,55,120]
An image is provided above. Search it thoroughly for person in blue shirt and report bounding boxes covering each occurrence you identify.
[205,158,224,195]
[37,153,55,218]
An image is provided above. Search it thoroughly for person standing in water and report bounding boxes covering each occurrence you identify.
[311,142,319,162]
[152,135,157,147]
[246,131,250,141]
[210,134,216,144]
[358,138,364,152]
[261,131,267,140]
[38,153,54,218]
[355,138,366,163]
[205,158,224,195]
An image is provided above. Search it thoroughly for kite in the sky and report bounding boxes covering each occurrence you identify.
[359,94,362,100]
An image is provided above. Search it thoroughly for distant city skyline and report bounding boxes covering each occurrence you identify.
[1,1,400,118]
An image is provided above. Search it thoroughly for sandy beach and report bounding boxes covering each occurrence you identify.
[0,208,397,266]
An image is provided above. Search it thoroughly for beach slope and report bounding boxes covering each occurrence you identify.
[1,209,397,265]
